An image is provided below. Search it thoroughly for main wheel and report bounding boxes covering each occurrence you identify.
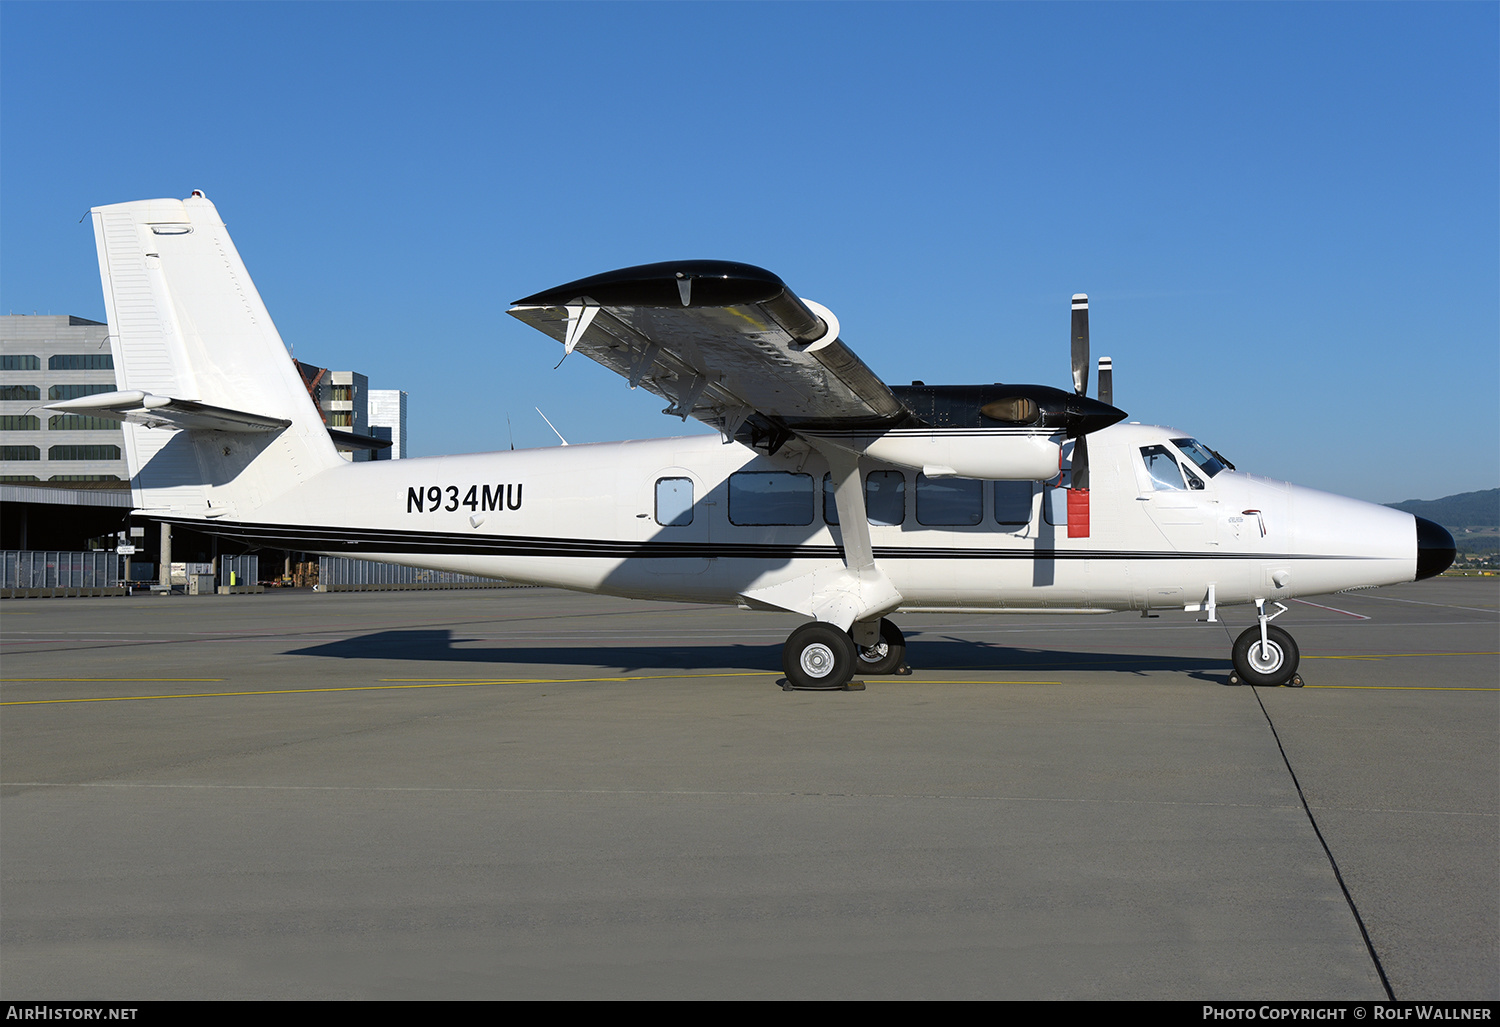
[1231,625,1300,686]
[783,622,858,690]
[854,619,906,675]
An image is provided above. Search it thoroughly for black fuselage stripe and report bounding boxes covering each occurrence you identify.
[164,517,1381,562]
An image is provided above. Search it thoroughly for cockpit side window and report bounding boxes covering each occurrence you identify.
[1141,445,1188,490]
[1170,438,1227,478]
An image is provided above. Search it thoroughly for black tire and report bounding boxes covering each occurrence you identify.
[854,619,906,675]
[1231,625,1300,686]
[783,622,858,690]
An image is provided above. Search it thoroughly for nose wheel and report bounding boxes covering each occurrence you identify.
[1228,600,1303,686]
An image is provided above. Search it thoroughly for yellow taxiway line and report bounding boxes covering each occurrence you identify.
[2,662,1494,705]
[0,672,764,705]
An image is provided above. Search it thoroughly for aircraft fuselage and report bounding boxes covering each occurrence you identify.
[174,422,1423,617]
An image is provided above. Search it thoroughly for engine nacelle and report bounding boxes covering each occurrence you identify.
[842,430,1063,480]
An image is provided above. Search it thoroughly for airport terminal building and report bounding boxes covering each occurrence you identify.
[369,388,408,459]
[1,314,406,571]
[1,314,129,484]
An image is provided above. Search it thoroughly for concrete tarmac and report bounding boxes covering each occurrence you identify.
[2,579,1495,1000]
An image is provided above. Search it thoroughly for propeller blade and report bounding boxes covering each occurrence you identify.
[1071,433,1089,491]
[1097,356,1113,407]
[1067,297,1096,538]
[1070,294,1089,397]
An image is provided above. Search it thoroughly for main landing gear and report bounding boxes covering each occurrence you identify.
[782,618,908,690]
[1228,600,1304,687]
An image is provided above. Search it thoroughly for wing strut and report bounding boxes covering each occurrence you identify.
[822,447,875,576]
[737,444,902,639]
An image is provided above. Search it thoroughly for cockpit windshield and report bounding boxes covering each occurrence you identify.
[1170,438,1229,478]
[1141,444,1204,490]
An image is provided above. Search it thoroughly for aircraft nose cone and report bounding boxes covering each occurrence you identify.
[1067,395,1128,436]
[1414,516,1456,580]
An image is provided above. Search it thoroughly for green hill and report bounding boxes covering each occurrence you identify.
[1386,489,1499,557]
[1384,488,1499,528]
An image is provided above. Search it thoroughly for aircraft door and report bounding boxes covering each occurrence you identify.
[647,468,712,575]
[1135,444,1218,551]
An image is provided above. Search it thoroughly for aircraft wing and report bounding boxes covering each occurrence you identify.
[507,261,909,441]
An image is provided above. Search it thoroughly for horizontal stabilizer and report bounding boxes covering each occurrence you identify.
[46,390,291,434]
[329,428,392,452]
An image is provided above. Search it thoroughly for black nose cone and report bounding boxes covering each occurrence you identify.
[1069,395,1129,436]
[1414,516,1456,580]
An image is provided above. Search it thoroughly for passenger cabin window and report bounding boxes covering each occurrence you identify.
[993,480,1033,527]
[729,472,813,525]
[1141,445,1204,491]
[916,474,983,526]
[865,471,905,525]
[655,477,693,526]
[828,467,906,524]
[824,471,907,526]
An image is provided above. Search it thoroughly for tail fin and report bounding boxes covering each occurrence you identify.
[85,191,342,516]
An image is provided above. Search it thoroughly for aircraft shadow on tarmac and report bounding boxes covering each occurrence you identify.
[287,629,1232,683]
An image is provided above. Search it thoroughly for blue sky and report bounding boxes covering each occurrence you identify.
[3,1,1495,504]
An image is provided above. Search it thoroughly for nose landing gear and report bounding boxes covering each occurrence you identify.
[1228,600,1304,687]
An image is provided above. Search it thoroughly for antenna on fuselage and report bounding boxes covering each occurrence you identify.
[536,407,570,446]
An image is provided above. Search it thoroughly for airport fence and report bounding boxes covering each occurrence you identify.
[316,555,523,592]
[1,550,125,597]
[0,550,522,596]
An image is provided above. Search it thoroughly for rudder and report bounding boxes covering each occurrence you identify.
[87,191,343,517]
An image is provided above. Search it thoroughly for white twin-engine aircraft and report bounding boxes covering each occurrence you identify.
[56,192,1456,690]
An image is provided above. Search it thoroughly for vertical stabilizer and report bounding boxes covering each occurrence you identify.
[91,192,342,516]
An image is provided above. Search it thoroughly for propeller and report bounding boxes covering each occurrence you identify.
[1069,294,1091,491]
[973,294,1124,472]
[973,293,1122,538]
